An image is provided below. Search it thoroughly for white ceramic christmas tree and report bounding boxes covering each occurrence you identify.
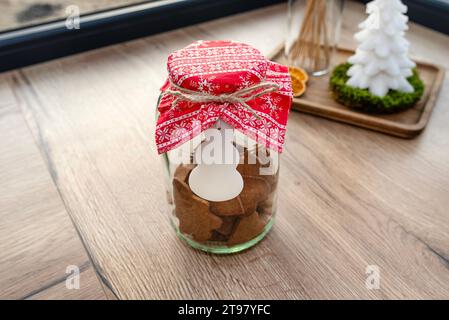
[346,0,416,97]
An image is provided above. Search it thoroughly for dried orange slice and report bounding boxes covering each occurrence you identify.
[289,66,309,83]
[291,76,306,97]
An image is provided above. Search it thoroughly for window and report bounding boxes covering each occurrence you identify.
[0,0,285,72]
[359,0,449,35]
[1,1,160,33]
[0,0,448,73]
[405,0,449,35]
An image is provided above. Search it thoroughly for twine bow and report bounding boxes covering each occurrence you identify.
[162,80,280,119]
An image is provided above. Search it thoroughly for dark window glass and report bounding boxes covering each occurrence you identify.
[0,0,160,32]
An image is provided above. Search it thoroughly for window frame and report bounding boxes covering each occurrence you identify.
[0,0,285,73]
[359,0,449,35]
[1,0,448,73]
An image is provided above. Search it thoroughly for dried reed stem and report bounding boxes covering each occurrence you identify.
[290,0,331,73]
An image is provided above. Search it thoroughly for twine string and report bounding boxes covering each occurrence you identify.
[162,80,280,120]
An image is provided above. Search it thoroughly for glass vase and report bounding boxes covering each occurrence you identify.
[285,0,345,76]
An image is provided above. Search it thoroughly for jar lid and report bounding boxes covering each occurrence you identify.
[156,40,293,155]
[167,40,267,94]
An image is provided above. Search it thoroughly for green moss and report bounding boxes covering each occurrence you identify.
[329,63,424,114]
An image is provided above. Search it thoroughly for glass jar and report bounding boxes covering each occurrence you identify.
[285,0,345,76]
[161,127,279,254]
[155,40,292,254]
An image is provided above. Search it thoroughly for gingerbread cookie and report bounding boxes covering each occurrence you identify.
[237,148,278,192]
[209,230,229,242]
[172,149,275,246]
[257,192,276,223]
[227,211,266,246]
[174,164,195,183]
[215,216,238,236]
[209,197,244,216]
[239,176,270,215]
[237,148,261,177]
[173,177,222,242]
[262,169,279,192]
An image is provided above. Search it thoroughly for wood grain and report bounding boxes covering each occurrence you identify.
[1,1,449,299]
[271,46,445,138]
[0,74,106,300]
[25,267,107,300]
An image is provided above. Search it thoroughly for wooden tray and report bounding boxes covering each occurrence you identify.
[269,45,445,138]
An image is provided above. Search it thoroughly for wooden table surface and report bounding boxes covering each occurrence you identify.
[1,1,449,300]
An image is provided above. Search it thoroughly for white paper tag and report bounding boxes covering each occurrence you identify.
[188,120,243,201]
